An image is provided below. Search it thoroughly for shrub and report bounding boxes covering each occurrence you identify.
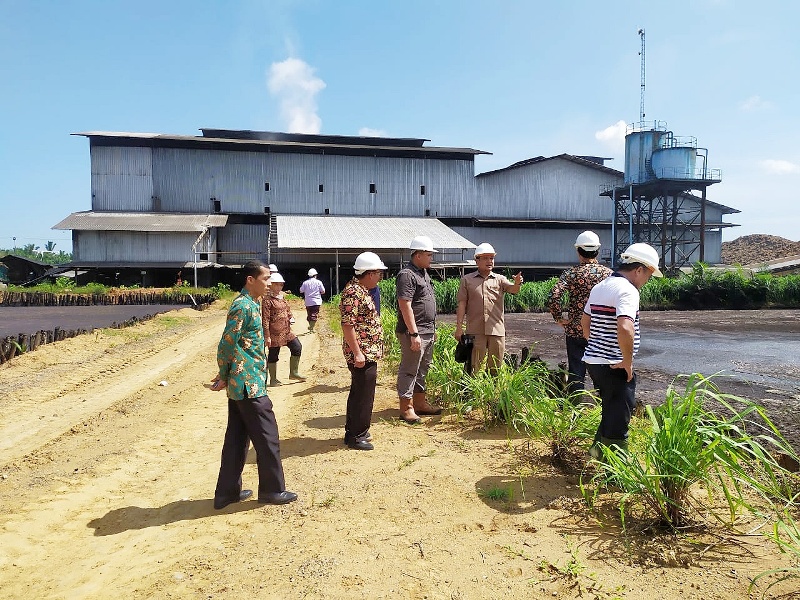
[582,373,799,530]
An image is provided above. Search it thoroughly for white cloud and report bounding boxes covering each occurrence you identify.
[358,127,387,137]
[267,58,326,134]
[594,120,627,150]
[739,95,771,111]
[760,159,800,175]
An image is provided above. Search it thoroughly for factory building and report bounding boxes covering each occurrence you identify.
[53,129,738,290]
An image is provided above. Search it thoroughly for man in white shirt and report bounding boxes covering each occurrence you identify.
[581,243,662,458]
[299,268,326,332]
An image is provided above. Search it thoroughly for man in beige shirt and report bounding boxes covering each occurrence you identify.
[454,243,523,374]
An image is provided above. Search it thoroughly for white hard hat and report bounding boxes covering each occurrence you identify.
[308,268,318,277]
[574,231,601,250]
[409,235,437,253]
[620,243,663,277]
[270,272,285,283]
[268,263,279,273]
[353,251,388,274]
[473,242,496,258]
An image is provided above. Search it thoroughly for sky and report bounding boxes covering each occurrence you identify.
[2,0,799,254]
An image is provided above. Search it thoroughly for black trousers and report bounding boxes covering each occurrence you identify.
[267,337,302,363]
[565,335,589,396]
[305,304,321,322]
[214,395,286,501]
[345,361,377,443]
[585,363,637,441]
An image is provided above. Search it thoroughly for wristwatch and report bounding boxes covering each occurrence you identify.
[409,332,419,337]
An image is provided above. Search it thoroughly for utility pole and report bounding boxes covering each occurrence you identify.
[638,28,646,125]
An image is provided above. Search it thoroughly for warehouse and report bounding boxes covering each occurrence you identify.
[53,129,738,290]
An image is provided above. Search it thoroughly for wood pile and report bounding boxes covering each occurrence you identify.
[720,234,800,265]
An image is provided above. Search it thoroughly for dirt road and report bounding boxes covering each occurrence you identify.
[0,302,797,599]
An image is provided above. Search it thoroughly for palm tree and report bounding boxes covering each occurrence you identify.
[44,241,57,253]
[21,243,41,259]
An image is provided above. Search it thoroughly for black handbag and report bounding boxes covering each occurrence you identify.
[454,334,474,363]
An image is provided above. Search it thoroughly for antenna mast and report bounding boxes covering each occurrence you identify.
[638,28,646,124]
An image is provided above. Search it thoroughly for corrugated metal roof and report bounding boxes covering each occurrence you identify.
[52,212,228,232]
[59,261,221,269]
[275,216,476,250]
[200,129,429,148]
[477,153,624,178]
[73,131,490,159]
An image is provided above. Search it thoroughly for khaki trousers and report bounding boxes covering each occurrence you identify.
[470,333,505,375]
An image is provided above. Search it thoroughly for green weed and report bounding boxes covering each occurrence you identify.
[480,485,512,502]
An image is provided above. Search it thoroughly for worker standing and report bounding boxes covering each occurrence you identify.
[582,243,662,458]
[547,231,612,399]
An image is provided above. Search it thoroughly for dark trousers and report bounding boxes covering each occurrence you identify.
[585,363,637,441]
[214,395,286,501]
[305,305,321,322]
[565,336,589,396]
[345,361,377,443]
[267,337,302,363]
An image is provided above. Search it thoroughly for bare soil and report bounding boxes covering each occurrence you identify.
[1,301,798,599]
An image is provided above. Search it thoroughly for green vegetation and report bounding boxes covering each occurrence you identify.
[581,374,798,531]
[479,485,512,502]
[332,266,800,317]
[3,280,231,300]
[0,241,72,265]
[751,513,800,593]
[154,315,192,328]
[640,263,800,309]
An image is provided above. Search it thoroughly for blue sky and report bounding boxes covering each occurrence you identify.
[2,0,799,254]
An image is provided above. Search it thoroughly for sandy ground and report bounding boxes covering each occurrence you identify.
[0,300,798,599]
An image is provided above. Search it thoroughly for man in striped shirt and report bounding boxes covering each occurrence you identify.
[581,243,662,458]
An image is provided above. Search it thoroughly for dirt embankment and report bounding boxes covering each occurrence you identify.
[0,301,798,599]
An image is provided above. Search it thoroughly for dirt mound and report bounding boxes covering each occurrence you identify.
[720,234,800,265]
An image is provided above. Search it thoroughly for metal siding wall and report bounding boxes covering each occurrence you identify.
[217,223,269,264]
[477,159,618,220]
[91,146,154,211]
[266,153,325,215]
[148,148,476,217]
[73,231,196,262]
[702,230,722,263]
[153,148,268,214]
[448,226,613,266]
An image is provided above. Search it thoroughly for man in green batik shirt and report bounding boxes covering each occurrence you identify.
[209,260,298,509]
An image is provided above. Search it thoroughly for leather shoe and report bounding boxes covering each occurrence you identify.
[400,416,422,425]
[213,489,253,510]
[346,439,374,451]
[258,490,298,505]
[415,405,443,415]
